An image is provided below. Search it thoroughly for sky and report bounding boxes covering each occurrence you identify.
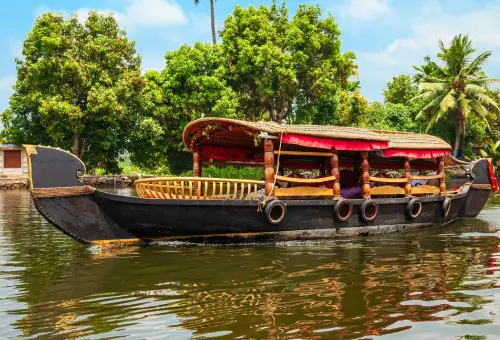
[1,0,500,114]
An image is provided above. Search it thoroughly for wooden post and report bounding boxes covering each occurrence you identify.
[361,151,370,199]
[404,158,411,197]
[264,139,275,197]
[438,156,446,196]
[193,147,201,177]
[193,147,202,197]
[331,148,341,199]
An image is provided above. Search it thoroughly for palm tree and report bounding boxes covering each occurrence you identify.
[410,34,500,157]
[194,0,217,45]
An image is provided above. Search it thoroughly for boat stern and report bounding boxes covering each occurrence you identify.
[461,158,497,218]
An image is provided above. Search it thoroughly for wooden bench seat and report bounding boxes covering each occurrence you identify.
[274,187,333,198]
[370,184,441,197]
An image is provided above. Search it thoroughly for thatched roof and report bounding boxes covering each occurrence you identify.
[183,118,451,150]
[371,130,451,150]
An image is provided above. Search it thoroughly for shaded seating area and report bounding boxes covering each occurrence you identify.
[136,118,457,201]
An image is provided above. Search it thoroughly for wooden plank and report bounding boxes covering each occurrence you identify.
[371,185,405,196]
[275,174,336,184]
[274,150,333,157]
[239,183,244,200]
[275,187,334,197]
[369,176,408,183]
[411,185,440,195]
[411,174,443,180]
[471,183,492,190]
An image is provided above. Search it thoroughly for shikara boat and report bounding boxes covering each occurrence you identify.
[25,118,499,246]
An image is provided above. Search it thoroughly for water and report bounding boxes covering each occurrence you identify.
[0,190,500,339]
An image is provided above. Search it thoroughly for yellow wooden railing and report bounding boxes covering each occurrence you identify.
[135,177,264,200]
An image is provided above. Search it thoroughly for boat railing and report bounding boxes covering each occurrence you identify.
[369,173,445,196]
[135,177,264,200]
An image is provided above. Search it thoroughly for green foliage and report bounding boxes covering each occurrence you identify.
[129,43,239,172]
[221,2,359,123]
[383,75,419,105]
[358,102,418,132]
[1,11,143,173]
[181,166,263,180]
[479,140,500,168]
[130,2,365,174]
[411,34,500,156]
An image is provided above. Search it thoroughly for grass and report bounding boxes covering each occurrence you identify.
[180,166,264,180]
[92,164,263,180]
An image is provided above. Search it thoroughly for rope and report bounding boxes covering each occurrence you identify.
[258,132,284,211]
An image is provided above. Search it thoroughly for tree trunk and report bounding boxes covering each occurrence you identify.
[79,141,88,159]
[453,123,461,157]
[210,0,216,44]
[72,129,79,156]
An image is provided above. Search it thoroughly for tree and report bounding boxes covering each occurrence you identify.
[129,43,239,172]
[221,2,359,123]
[357,102,417,132]
[1,12,143,172]
[383,75,419,105]
[411,34,500,156]
[194,0,217,45]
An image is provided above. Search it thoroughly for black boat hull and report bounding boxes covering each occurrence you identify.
[26,145,494,246]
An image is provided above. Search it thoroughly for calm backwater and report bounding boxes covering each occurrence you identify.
[1,189,500,339]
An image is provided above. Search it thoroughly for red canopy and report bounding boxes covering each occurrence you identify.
[282,134,388,151]
[383,149,450,158]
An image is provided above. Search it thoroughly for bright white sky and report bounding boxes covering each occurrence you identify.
[1,0,500,113]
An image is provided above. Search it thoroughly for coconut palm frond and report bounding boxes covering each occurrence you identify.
[458,92,470,120]
[439,89,457,112]
[464,83,488,95]
[471,77,500,84]
[464,51,492,76]
[415,91,447,121]
[468,98,488,117]
[420,82,449,91]
[469,91,500,112]
[426,105,448,132]
[469,99,491,130]
[408,89,442,104]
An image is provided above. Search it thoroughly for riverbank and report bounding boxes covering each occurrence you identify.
[0,174,147,189]
[0,175,28,189]
[81,175,139,187]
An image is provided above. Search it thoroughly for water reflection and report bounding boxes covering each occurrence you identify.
[0,190,499,339]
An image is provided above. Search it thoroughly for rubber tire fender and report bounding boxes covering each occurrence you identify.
[442,197,452,218]
[264,200,287,225]
[406,198,422,219]
[360,200,379,223]
[334,199,353,222]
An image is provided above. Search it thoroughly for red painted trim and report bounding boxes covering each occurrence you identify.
[487,160,499,193]
[200,145,262,162]
[383,149,450,158]
[282,134,388,151]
